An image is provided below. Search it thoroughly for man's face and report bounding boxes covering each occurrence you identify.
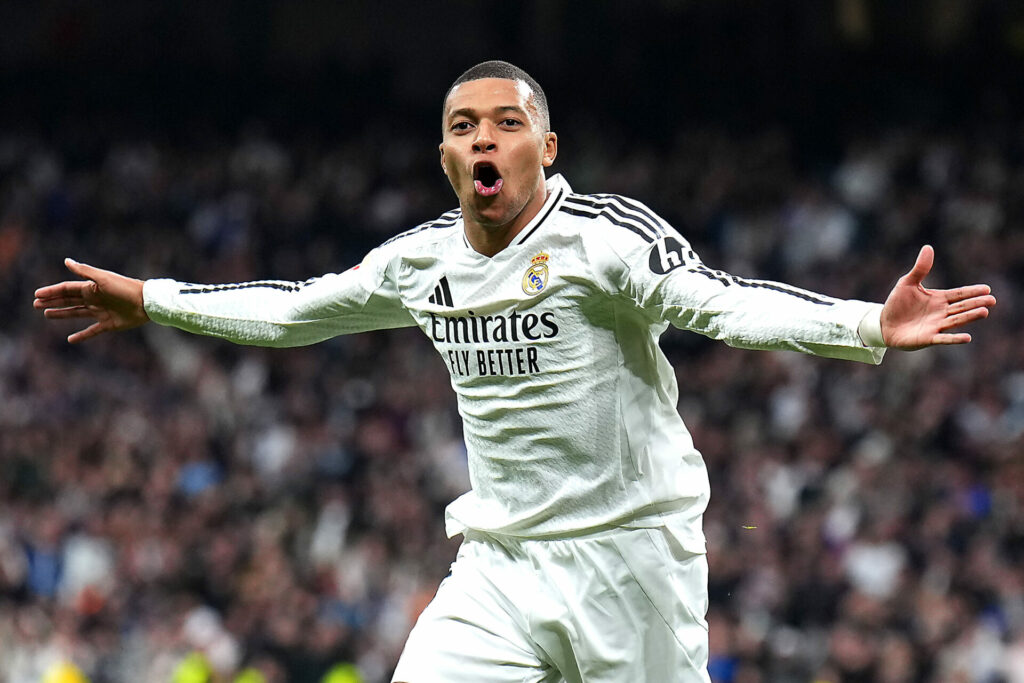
[440,78,557,231]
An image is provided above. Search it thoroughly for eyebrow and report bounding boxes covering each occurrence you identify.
[447,105,529,122]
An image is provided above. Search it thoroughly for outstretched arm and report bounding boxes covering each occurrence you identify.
[36,250,415,347]
[33,259,148,343]
[880,245,996,350]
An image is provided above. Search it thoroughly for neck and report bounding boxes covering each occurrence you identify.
[463,178,549,257]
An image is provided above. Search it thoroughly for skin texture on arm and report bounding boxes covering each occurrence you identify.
[33,258,148,344]
[879,245,996,349]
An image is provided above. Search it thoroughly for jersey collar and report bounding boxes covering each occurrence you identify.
[513,173,571,246]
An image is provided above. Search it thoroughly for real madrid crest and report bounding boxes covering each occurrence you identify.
[522,252,549,296]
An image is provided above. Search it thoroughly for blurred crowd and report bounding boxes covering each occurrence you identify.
[0,115,1022,682]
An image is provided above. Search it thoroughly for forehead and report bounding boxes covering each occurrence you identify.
[444,78,536,118]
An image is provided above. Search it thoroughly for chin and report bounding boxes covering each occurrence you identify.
[463,194,507,220]
[474,209,515,230]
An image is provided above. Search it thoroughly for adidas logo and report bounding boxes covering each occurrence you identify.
[428,276,454,307]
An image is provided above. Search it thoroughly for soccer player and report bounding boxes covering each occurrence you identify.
[34,61,996,682]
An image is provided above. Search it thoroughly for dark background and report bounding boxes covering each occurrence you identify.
[4,1,1024,153]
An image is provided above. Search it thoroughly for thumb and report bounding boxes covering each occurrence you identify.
[65,258,106,282]
[903,245,934,286]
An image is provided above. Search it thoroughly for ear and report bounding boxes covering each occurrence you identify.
[439,142,447,173]
[541,131,558,168]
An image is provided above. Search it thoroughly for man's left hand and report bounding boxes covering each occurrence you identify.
[881,245,996,350]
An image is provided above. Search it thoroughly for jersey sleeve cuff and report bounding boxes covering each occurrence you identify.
[857,304,886,348]
[142,278,182,326]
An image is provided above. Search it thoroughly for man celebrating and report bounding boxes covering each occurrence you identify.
[35,61,995,682]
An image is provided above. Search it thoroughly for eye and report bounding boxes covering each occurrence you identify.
[500,118,523,128]
[450,121,474,133]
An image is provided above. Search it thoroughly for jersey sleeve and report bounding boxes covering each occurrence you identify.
[143,244,414,347]
[585,197,886,364]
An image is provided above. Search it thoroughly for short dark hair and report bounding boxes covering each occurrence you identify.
[444,60,550,132]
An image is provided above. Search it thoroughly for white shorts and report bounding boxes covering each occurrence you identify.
[392,524,710,683]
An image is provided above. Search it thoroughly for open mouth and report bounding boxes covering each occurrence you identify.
[473,162,503,197]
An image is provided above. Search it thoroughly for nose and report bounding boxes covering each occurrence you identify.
[472,120,497,153]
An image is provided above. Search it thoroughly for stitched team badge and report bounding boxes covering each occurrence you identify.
[522,252,550,296]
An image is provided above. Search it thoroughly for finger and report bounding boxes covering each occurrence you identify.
[903,245,934,287]
[67,322,107,344]
[947,294,997,315]
[64,258,108,282]
[943,284,993,303]
[33,281,91,301]
[929,332,972,345]
[34,294,87,309]
[43,306,95,320]
[939,307,990,331]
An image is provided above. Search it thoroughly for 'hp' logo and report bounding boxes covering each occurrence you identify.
[648,237,687,274]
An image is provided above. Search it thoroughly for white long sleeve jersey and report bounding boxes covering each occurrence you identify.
[145,174,885,548]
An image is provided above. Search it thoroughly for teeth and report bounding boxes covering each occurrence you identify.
[474,178,503,196]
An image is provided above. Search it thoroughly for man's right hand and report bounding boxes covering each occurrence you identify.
[34,258,149,343]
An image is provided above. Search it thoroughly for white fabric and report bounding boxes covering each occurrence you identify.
[857,304,886,347]
[391,524,711,683]
[144,174,886,545]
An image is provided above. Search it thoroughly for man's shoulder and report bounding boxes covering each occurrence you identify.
[375,208,463,252]
[556,191,674,248]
